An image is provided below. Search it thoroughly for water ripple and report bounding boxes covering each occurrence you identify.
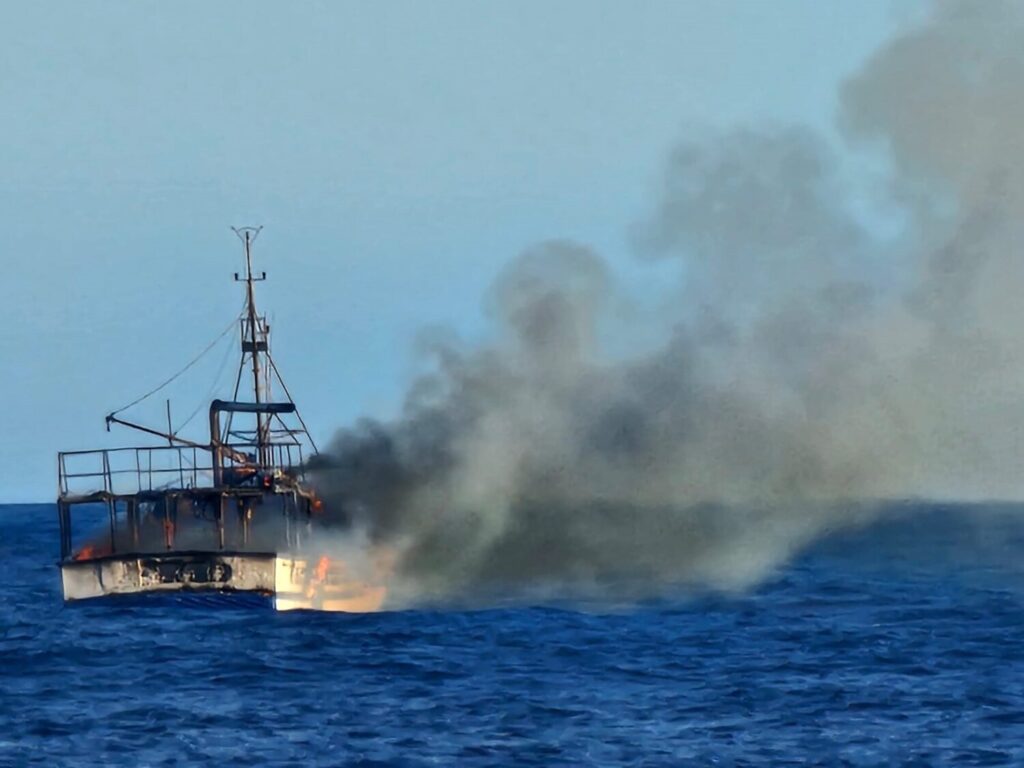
[3,504,1024,765]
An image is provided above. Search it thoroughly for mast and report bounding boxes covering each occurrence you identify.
[233,226,268,466]
[105,227,318,468]
[244,229,262,407]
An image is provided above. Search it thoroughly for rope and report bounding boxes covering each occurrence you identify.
[109,307,244,416]
[173,327,237,433]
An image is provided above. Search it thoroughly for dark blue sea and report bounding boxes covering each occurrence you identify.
[2,502,1024,767]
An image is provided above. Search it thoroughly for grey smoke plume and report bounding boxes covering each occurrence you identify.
[310,1,1024,604]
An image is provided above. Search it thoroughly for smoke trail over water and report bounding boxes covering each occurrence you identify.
[310,2,1024,605]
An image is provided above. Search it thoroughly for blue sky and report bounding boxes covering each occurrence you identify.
[0,1,903,501]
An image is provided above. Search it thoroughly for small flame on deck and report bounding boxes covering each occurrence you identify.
[282,548,392,613]
[72,541,112,561]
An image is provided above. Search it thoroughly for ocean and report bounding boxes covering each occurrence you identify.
[2,502,1023,766]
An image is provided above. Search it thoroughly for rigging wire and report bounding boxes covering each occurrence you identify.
[109,306,245,417]
[173,326,238,434]
[266,353,319,454]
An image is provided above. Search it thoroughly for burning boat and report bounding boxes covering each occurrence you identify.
[56,228,385,611]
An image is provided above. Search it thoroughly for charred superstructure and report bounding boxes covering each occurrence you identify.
[56,229,382,610]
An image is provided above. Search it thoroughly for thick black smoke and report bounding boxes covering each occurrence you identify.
[310,1,1024,605]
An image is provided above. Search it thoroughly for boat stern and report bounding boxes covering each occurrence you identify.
[60,551,388,612]
[60,552,277,601]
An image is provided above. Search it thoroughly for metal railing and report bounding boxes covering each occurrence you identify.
[58,443,304,499]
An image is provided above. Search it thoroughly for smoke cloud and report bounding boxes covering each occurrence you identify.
[309,1,1024,606]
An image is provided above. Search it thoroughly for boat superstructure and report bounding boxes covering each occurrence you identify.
[56,228,384,611]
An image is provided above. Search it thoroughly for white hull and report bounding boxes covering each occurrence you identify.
[60,552,387,612]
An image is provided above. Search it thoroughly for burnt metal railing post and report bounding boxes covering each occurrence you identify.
[127,498,139,549]
[102,450,111,494]
[217,496,225,550]
[107,498,117,555]
[163,495,174,551]
[58,501,70,560]
[242,499,250,547]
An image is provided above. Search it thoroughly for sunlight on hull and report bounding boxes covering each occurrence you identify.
[273,555,389,613]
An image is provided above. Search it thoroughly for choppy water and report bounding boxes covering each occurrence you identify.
[2,502,1024,766]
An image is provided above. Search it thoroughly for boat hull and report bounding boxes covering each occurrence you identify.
[60,551,386,612]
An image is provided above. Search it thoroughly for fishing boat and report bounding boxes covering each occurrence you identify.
[56,228,385,611]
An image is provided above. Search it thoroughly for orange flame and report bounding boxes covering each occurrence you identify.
[285,551,392,613]
[313,555,331,582]
[72,541,112,561]
[304,555,332,599]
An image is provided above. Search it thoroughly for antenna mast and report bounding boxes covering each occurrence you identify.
[232,226,269,465]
